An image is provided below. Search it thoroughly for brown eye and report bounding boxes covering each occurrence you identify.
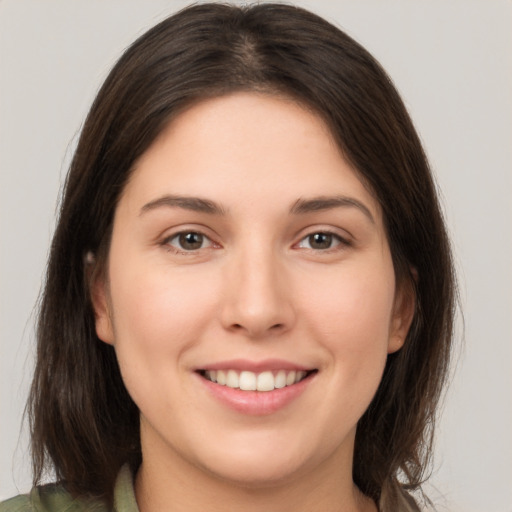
[297,232,344,251]
[179,232,203,250]
[308,233,333,249]
[167,232,211,251]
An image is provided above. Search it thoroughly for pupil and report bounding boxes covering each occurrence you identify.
[310,233,332,249]
[179,232,203,250]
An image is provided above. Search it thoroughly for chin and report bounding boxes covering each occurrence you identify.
[191,432,333,489]
[203,456,308,489]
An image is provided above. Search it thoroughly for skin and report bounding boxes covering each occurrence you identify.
[93,92,414,512]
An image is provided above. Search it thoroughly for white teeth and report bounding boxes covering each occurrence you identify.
[226,369,239,388]
[216,370,227,385]
[286,370,296,386]
[203,369,310,392]
[274,370,287,389]
[239,371,257,390]
[256,371,275,392]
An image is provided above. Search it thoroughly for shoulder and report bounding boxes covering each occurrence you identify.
[0,494,32,512]
[0,484,108,512]
[0,466,137,512]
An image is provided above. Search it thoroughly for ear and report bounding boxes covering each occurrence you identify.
[388,277,416,354]
[90,270,115,345]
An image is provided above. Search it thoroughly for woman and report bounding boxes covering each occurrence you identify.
[1,3,455,512]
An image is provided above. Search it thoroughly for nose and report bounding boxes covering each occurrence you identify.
[220,245,295,339]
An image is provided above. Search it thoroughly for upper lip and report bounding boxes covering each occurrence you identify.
[196,358,314,373]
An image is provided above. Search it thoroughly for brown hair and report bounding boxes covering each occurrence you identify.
[29,3,456,510]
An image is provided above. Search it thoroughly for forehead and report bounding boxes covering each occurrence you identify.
[121,92,382,221]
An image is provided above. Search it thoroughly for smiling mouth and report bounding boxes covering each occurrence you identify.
[198,369,317,392]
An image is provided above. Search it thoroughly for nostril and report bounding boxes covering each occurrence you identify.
[229,321,285,336]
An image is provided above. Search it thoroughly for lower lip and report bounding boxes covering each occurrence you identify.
[197,373,315,416]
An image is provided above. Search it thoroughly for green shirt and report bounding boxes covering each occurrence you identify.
[0,466,138,512]
[1,467,420,512]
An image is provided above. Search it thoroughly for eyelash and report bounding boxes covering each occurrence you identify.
[161,229,351,255]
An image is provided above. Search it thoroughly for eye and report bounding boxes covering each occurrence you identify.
[165,231,213,251]
[297,232,344,250]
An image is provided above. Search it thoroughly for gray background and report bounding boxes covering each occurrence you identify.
[1,1,511,511]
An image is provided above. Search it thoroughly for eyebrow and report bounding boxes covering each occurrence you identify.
[140,195,226,216]
[290,196,375,223]
[139,193,374,223]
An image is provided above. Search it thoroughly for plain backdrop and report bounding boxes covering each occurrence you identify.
[1,1,511,511]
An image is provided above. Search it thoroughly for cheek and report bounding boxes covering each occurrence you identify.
[304,267,394,341]
[106,256,220,402]
[299,263,395,389]
[111,267,218,347]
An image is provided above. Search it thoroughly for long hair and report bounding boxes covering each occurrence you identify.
[29,3,456,509]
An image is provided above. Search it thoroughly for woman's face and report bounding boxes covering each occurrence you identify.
[94,92,412,488]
